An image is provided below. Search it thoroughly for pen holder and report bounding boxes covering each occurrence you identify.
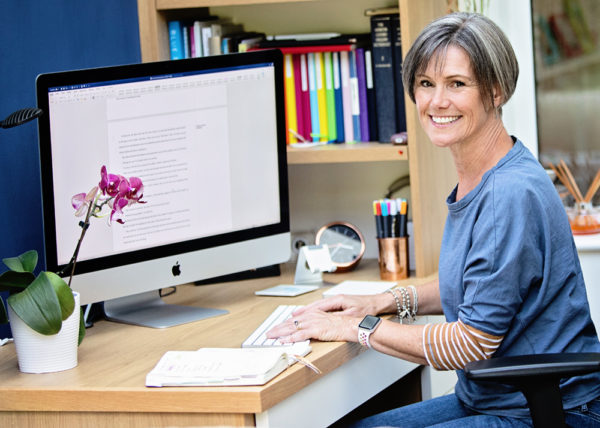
[377,237,410,280]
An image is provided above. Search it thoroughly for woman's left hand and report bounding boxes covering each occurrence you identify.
[266,309,360,344]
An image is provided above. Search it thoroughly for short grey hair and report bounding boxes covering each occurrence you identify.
[402,12,519,111]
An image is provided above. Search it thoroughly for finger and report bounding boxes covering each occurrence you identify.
[266,321,296,339]
[295,296,345,315]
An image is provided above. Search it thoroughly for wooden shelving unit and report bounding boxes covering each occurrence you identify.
[287,143,408,164]
[135,0,457,277]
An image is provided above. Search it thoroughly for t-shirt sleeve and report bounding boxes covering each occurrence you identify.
[458,176,546,338]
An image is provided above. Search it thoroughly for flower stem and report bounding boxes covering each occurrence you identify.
[61,194,96,287]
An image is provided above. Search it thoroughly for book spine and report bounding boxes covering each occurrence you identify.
[293,54,306,142]
[324,51,337,143]
[168,21,184,60]
[371,14,397,142]
[365,49,378,142]
[355,48,370,142]
[284,54,298,144]
[349,50,361,142]
[193,21,203,57]
[391,14,406,134]
[340,50,354,143]
[202,26,212,57]
[332,52,345,143]
[307,53,320,142]
[182,25,190,58]
[315,52,329,142]
[300,54,312,142]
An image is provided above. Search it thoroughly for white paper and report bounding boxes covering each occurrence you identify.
[323,280,397,296]
[255,284,319,297]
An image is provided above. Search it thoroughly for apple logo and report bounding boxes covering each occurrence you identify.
[171,261,181,276]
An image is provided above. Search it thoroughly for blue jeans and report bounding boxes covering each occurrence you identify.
[347,394,600,427]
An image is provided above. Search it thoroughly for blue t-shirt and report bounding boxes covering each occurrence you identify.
[439,139,600,417]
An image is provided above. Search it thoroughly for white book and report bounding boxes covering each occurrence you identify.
[146,342,311,387]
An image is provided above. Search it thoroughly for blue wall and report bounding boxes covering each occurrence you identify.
[0,0,141,336]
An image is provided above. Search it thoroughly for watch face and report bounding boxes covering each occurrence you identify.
[359,315,381,330]
[316,222,365,268]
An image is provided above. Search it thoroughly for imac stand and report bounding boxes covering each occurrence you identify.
[103,291,228,329]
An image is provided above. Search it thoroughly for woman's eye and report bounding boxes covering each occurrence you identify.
[419,79,433,87]
[450,81,465,88]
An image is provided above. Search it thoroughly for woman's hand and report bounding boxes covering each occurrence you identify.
[265,308,360,343]
[295,293,390,318]
[265,293,392,343]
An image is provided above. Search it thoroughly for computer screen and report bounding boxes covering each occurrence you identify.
[36,50,290,328]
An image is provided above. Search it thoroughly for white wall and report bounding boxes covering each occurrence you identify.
[483,0,539,156]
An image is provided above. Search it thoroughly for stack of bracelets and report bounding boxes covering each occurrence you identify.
[387,286,418,323]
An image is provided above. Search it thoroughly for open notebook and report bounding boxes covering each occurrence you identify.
[146,341,312,387]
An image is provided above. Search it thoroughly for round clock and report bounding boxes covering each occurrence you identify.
[315,222,366,272]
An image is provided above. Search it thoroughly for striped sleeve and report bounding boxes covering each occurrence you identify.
[422,320,503,371]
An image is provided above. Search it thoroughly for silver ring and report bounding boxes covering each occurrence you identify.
[294,319,301,330]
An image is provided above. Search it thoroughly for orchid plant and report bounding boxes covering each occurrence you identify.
[0,166,144,343]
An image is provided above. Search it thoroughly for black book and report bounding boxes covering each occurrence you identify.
[370,14,397,143]
[391,14,406,134]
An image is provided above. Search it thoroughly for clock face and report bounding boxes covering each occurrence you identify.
[316,222,365,272]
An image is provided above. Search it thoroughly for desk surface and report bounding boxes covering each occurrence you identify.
[0,260,433,427]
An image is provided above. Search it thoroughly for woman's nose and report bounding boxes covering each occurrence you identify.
[431,86,450,108]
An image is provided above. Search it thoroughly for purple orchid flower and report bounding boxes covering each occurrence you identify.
[71,186,99,216]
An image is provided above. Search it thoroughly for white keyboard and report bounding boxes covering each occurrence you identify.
[242,305,308,348]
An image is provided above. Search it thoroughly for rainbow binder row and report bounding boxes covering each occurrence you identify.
[280,45,376,145]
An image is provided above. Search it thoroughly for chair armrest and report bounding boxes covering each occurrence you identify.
[464,353,600,381]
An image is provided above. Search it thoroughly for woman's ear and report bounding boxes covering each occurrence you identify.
[493,85,504,108]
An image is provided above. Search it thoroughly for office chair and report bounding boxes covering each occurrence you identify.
[464,353,600,427]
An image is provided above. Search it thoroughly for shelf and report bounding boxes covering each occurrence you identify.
[286,142,408,164]
[537,49,600,82]
[156,0,314,9]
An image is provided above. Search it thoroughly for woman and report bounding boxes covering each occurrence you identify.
[267,12,600,427]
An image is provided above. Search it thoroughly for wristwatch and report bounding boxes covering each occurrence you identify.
[358,315,382,348]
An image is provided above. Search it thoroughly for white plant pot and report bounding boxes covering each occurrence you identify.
[8,291,80,373]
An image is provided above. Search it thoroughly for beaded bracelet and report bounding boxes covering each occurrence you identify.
[387,288,402,322]
[408,285,418,320]
[397,287,411,323]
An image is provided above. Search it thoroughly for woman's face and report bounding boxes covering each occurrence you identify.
[414,45,497,149]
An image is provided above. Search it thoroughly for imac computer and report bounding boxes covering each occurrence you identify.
[36,50,291,328]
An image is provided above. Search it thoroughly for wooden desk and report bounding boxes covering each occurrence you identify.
[0,260,434,427]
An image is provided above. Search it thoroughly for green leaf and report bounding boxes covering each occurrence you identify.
[78,307,86,346]
[2,250,38,273]
[7,272,63,335]
[46,272,74,321]
[0,270,36,293]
